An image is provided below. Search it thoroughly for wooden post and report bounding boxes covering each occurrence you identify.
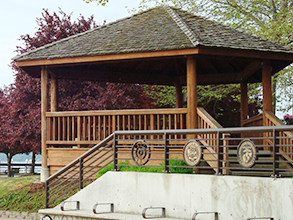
[41,66,49,182]
[240,81,248,126]
[186,56,198,130]
[175,83,183,108]
[50,73,58,112]
[262,60,273,113]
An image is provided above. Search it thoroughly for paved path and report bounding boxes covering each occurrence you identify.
[0,218,25,220]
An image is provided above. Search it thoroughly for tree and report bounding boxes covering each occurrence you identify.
[11,8,154,173]
[84,0,293,114]
[0,86,33,177]
[146,84,261,127]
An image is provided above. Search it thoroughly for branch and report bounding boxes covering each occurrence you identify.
[212,0,266,28]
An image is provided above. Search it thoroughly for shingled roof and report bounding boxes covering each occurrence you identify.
[14,6,293,62]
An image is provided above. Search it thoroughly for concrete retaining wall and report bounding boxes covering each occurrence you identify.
[44,172,293,220]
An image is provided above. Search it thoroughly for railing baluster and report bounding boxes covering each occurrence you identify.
[273,129,279,177]
[164,132,169,173]
[72,116,75,142]
[217,132,222,175]
[45,181,49,208]
[87,116,92,141]
[93,116,96,141]
[79,158,83,190]
[113,134,117,171]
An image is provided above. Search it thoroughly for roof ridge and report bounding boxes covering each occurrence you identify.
[165,6,199,47]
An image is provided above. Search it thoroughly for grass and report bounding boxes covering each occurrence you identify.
[0,175,45,213]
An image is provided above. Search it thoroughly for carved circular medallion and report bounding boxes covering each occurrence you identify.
[131,140,151,165]
[183,140,202,166]
[237,139,257,168]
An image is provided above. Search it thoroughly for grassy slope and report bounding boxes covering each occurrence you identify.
[0,175,45,213]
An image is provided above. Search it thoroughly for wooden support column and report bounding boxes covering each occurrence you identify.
[262,60,273,113]
[50,73,58,112]
[175,83,183,108]
[186,56,198,129]
[240,81,248,126]
[41,66,49,182]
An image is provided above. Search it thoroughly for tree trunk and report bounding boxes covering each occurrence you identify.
[6,154,13,177]
[30,152,36,174]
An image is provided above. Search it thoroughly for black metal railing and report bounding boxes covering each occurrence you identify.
[45,125,293,208]
[45,134,115,208]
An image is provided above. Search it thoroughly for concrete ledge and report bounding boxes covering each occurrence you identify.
[39,209,180,220]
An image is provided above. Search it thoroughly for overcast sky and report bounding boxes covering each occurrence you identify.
[0,0,147,89]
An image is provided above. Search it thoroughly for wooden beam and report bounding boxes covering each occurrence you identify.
[41,66,49,176]
[186,56,198,129]
[262,60,273,112]
[240,81,248,126]
[50,72,58,112]
[237,61,262,81]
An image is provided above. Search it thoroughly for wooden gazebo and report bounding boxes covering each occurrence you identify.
[13,6,293,181]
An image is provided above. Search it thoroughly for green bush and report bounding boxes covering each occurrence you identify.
[168,159,194,174]
[97,159,194,178]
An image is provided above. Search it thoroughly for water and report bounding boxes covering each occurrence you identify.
[0,161,41,174]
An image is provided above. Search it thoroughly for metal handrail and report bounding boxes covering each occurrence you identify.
[45,125,293,208]
[93,202,114,214]
[45,134,115,208]
[114,125,293,135]
[192,211,218,220]
[142,207,166,219]
[60,201,80,211]
[46,133,115,182]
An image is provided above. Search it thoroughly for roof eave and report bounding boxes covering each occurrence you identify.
[15,48,200,67]
[16,46,293,69]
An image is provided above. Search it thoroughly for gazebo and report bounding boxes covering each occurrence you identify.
[13,6,293,181]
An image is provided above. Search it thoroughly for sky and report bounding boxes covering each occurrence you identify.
[0,0,145,89]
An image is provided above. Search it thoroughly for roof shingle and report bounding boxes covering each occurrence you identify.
[14,6,293,62]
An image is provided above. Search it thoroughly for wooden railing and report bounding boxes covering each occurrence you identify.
[264,111,293,160]
[242,111,293,162]
[197,107,223,146]
[46,108,228,146]
[242,114,263,127]
[46,108,187,146]
[197,107,230,173]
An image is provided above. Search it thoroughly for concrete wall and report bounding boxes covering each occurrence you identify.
[55,172,293,220]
